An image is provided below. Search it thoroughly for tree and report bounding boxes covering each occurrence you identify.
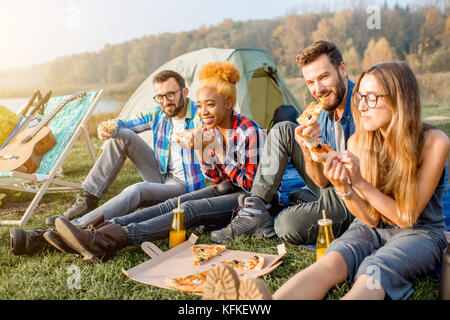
[419,8,446,54]
[362,37,397,68]
[312,18,333,43]
[273,13,319,77]
[127,39,152,77]
[71,59,91,86]
[107,64,126,84]
[343,45,361,76]
[381,8,409,60]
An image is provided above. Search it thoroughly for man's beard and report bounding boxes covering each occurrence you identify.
[322,75,347,112]
[163,93,185,117]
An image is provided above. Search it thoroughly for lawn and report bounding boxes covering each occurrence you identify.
[0,104,448,300]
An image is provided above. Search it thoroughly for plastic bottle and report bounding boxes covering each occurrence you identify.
[316,218,334,260]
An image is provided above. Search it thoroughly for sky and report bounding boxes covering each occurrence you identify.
[0,0,423,70]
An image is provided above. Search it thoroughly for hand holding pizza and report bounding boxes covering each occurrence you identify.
[294,123,321,154]
[294,97,325,158]
[322,153,352,194]
[97,120,118,140]
[337,151,364,187]
[176,127,214,150]
[296,122,321,139]
[176,128,196,149]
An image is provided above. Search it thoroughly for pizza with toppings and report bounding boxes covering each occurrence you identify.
[102,120,118,135]
[166,254,265,293]
[165,269,210,294]
[192,244,226,266]
[300,135,335,162]
[175,125,209,147]
[221,254,265,271]
[296,97,327,127]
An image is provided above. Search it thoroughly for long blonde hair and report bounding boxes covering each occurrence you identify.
[352,62,423,226]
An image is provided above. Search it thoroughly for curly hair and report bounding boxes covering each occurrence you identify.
[197,62,241,108]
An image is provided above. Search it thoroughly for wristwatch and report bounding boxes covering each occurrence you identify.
[336,187,353,200]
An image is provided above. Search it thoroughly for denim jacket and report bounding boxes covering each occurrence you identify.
[317,81,355,150]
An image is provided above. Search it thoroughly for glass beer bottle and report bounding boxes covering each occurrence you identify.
[169,208,186,248]
[316,218,334,260]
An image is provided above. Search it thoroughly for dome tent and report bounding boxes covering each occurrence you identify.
[117,47,302,144]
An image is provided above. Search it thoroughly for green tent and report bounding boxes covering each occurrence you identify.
[117,47,302,143]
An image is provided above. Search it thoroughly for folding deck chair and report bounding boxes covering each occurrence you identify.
[0,90,103,227]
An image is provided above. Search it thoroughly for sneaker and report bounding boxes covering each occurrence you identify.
[46,193,99,227]
[210,196,275,244]
[203,264,272,300]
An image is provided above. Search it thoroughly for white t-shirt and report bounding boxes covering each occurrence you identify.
[334,119,346,153]
[168,118,186,183]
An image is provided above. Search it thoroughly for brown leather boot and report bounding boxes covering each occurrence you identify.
[10,228,55,256]
[78,214,110,229]
[55,217,128,263]
[43,230,77,254]
[44,214,110,254]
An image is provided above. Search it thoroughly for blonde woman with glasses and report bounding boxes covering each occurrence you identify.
[203,61,449,300]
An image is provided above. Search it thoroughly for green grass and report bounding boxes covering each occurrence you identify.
[0,105,448,300]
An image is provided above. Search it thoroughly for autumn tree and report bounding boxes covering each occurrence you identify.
[272,11,319,77]
[362,37,397,68]
[342,41,361,76]
[419,8,446,54]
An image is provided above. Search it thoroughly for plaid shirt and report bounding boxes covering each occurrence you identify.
[114,99,206,192]
[200,112,266,192]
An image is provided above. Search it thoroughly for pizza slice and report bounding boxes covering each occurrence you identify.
[175,125,208,147]
[192,244,227,266]
[166,255,264,294]
[296,97,327,127]
[175,125,206,139]
[166,269,210,294]
[102,119,118,135]
[221,254,265,271]
[300,135,335,162]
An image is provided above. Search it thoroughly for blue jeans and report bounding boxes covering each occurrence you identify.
[110,185,247,245]
[72,128,187,226]
[72,179,186,227]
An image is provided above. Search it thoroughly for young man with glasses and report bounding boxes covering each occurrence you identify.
[10,70,208,256]
[211,40,357,245]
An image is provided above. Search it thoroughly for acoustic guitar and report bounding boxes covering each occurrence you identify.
[0,91,86,173]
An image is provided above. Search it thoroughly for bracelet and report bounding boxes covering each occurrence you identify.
[336,187,353,200]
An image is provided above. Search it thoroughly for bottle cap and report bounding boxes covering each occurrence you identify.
[318,218,333,226]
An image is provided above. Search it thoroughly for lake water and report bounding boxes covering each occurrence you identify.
[0,97,122,115]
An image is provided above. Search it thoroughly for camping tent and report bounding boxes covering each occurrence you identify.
[117,47,302,144]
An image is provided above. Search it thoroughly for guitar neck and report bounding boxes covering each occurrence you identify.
[22,91,86,144]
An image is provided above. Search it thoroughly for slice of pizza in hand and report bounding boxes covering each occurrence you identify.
[296,97,327,127]
[300,135,335,162]
[175,125,208,148]
[192,244,227,266]
[166,269,210,294]
[221,254,265,272]
[176,125,206,140]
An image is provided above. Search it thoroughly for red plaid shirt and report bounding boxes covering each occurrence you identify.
[200,112,266,192]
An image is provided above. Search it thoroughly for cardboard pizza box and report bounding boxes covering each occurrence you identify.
[122,233,286,294]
